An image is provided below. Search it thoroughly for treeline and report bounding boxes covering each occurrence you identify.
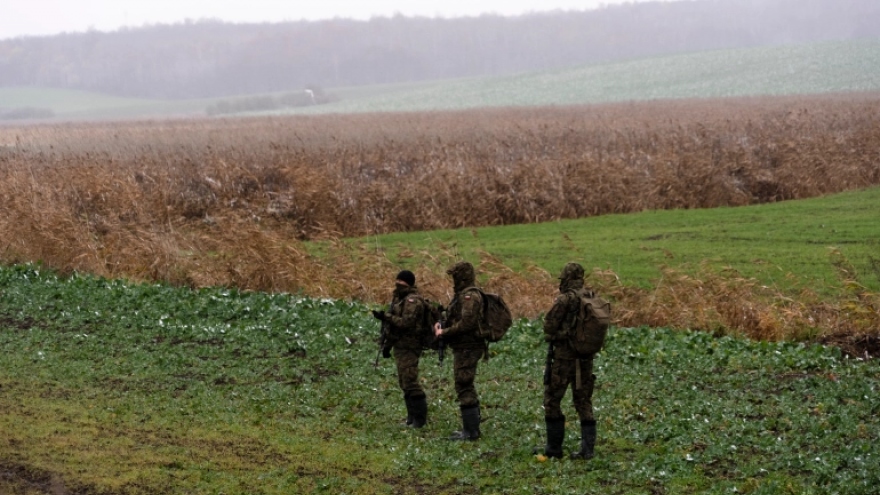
[0,0,877,99]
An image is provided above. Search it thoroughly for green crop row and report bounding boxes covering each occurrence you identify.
[1,264,878,494]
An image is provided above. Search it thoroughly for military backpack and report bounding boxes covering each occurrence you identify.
[567,289,611,355]
[465,287,513,343]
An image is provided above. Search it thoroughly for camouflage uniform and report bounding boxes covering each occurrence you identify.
[439,261,485,440]
[385,284,427,402]
[539,262,599,460]
[375,272,430,428]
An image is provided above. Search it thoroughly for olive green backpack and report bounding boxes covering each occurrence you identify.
[568,289,611,355]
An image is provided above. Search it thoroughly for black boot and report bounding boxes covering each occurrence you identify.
[403,397,414,426]
[410,395,428,429]
[570,419,596,460]
[449,405,481,441]
[536,416,565,458]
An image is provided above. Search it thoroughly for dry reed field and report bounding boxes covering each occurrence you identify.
[1,93,879,346]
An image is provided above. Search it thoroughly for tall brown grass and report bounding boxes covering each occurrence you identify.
[1,94,878,348]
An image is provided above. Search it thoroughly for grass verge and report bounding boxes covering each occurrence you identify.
[358,186,880,295]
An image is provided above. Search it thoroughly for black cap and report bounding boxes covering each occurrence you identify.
[395,270,416,287]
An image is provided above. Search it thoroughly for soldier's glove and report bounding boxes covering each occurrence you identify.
[382,346,392,358]
[371,310,386,321]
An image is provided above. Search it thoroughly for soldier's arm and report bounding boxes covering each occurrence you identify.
[543,294,570,341]
[441,292,482,337]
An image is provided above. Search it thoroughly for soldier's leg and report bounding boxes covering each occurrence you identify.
[395,347,425,427]
[450,348,482,440]
[539,357,573,458]
[395,347,425,399]
[452,348,480,407]
[571,358,597,460]
[543,357,573,419]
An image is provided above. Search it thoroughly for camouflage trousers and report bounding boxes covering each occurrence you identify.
[543,356,595,421]
[393,346,425,399]
[452,347,482,407]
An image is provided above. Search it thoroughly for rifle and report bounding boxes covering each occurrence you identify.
[437,298,455,366]
[373,302,393,368]
[436,307,448,366]
[543,342,555,385]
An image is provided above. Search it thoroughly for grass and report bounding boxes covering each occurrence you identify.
[356,186,880,296]
[0,86,211,120]
[1,264,879,494]
[0,86,154,113]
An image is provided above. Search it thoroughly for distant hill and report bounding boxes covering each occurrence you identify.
[2,38,878,121]
[0,0,877,102]
[287,39,880,115]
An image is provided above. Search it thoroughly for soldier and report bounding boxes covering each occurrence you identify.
[372,270,430,428]
[433,261,485,441]
[538,262,599,459]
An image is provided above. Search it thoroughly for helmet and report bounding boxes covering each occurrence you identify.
[558,262,585,282]
[446,261,476,291]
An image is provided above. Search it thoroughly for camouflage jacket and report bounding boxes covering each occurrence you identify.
[386,286,427,350]
[442,287,484,349]
[544,287,590,360]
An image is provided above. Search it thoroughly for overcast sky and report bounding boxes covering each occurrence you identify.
[2,0,662,39]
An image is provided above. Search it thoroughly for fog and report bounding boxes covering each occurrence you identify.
[1,0,661,39]
[0,0,877,102]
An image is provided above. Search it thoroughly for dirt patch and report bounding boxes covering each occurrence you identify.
[0,461,76,495]
[0,316,38,332]
[820,333,880,360]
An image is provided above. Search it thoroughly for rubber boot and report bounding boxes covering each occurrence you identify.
[403,397,413,426]
[570,419,596,460]
[410,395,428,429]
[534,416,565,458]
[449,405,481,441]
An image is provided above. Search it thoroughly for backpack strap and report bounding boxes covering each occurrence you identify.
[464,286,487,315]
[461,287,489,360]
[561,289,583,335]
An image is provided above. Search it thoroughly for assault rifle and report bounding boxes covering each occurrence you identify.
[543,342,555,385]
[437,298,455,366]
[437,335,446,366]
[436,307,448,366]
[373,302,393,368]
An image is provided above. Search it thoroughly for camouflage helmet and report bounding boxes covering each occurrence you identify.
[558,262,585,282]
[558,262,585,292]
[446,261,475,288]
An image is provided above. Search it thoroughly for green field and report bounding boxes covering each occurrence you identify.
[292,39,880,115]
[350,187,880,296]
[2,38,879,121]
[0,87,210,120]
[1,263,878,494]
